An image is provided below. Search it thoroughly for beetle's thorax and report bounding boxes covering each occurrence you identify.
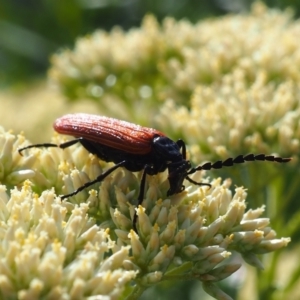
[152,136,183,162]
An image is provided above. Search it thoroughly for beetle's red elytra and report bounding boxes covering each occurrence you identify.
[19,113,292,232]
[54,114,165,155]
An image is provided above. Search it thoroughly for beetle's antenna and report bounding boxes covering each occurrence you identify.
[185,176,212,187]
[176,139,186,159]
[188,153,291,174]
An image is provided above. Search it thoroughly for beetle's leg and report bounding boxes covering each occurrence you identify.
[176,139,186,160]
[18,138,83,155]
[60,160,127,199]
[132,165,150,233]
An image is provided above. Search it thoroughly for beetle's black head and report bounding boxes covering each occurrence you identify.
[167,160,191,196]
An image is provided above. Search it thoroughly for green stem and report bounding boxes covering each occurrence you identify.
[125,284,146,300]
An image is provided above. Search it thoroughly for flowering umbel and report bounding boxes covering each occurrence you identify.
[49,3,300,162]
[0,128,290,300]
[1,2,296,299]
[0,181,137,299]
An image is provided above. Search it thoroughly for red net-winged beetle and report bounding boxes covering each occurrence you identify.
[18,113,291,232]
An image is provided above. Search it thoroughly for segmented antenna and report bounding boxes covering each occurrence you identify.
[189,154,291,174]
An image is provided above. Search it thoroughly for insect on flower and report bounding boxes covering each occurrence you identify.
[19,113,291,232]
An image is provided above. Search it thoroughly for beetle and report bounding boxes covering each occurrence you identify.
[18,113,291,232]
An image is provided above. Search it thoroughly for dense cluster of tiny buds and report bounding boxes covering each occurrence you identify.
[0,2,296,298]
[48,3,300,163]
[0,128,291,299]
[0,181,137,299]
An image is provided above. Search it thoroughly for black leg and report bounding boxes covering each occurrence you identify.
[18,138,83,155]
[132,166,149,233]
[60,160,127,199]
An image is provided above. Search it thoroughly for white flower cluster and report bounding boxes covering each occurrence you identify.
[48,3,300,162]
[157,74,300,161]
[2,2,295,298]
[0,181,136,299]
[0,128,290,299]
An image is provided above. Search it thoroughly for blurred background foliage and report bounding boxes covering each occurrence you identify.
[1,1,300,300]
[2,0,300,86]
